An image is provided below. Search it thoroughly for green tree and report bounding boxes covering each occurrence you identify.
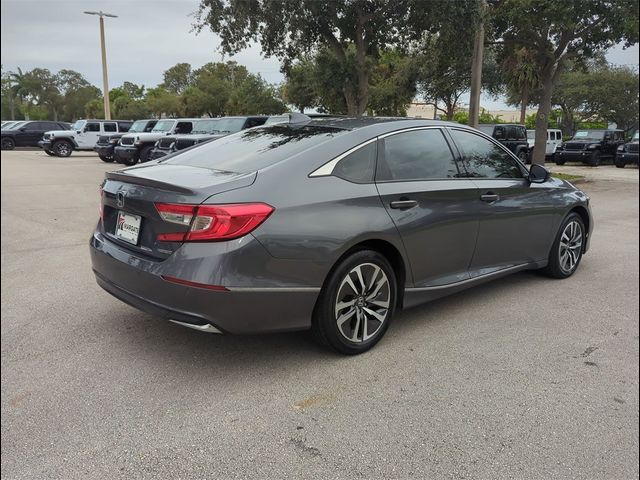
[84,98,105,119]
[493,0,639,164]
[196,0,480,116]
[501,47,540,124]
[145,87,182,117]
[282,59,317,113]
[162,63,193,94]
[367,50,418,116]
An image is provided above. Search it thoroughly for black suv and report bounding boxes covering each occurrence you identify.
[555,129,625,166]
[1,121,69,150]
[615,131,639,168]
[476,124,530,163]
[94,119,158,163]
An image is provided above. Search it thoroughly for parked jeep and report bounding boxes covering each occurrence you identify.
[477,124,529,163]
[615,131,639,168]
[2,120,70,150]
[555,129,625,166]
[39,119,132,157]
[526,128,563,161]
[149,118,221,160]
[94,119,158,163]
[114,118,200,165]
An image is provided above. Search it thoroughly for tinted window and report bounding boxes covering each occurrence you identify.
[85,123,100,132]
[164,125,346,173]
[507,126,526,140]
[451,129,523,179]
[246,117,267,128]
[333,141,376,183]
[175,122,193,134]
[493,126,506,140]
[117,122,132,132]
[103,123,117,132]
[24,122,41,131]
[378,129,459,181]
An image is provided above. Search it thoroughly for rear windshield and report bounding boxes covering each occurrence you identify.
[162,125,347,173]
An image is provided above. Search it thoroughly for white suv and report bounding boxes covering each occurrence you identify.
[40,119,132,157]
[527,128,563,157]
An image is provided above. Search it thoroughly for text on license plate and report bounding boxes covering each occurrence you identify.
[115,211,141,245]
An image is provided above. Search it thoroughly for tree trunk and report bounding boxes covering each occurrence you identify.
[532,67,555,165]
[519,87,528,125]
[10,99,15,120]
[468,0,486,128]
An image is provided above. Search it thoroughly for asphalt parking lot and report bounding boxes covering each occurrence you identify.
[1,150,638,479]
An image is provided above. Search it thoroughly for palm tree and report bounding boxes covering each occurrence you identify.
[502,47,540,124]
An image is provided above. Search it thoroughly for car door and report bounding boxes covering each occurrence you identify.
[375,127,480,287]
[17,122,43,146]
[77,121,101,147]
[449,128,555,275]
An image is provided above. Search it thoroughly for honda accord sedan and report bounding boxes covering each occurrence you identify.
[91,117,593,354]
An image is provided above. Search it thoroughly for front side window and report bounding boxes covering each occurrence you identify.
[214,118,247,134]
[192,119,219,134]
[451,129,523,179]
[378,129,459,181]
[174,122,193,134]
[151,120,176,132]
[494,126,506,140]
[24,122,41,131]
[85,122,100,132]
[103,123,117,132]
[508,126,526,140]
[333,141,376,183]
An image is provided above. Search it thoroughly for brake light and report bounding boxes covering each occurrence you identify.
[98,187,104,221]
[155,203,274,242]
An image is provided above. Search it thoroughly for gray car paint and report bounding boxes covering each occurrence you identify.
[90,118,593,334]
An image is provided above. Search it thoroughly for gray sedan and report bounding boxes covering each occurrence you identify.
[91,117,593,354]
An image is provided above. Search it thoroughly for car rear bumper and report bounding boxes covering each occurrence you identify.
[114,146,139,161]
[90,230,320,334]
[616,152,639,164]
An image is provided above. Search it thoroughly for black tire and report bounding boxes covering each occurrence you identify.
[540,212,585,279]
[518,150,529,164]
[52,140,73,157]
[99,154,114,163]
[118,155,138,166]
[587,150,600,167]
[312,250,397,355]
[614,156,626,168]
[554,153,565,165]
[44,149,56,157]
[139,145,154,163]
[1,137,15,150]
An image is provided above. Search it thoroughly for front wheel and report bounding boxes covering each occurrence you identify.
[139,145,154,163]
[99,154,114,163]
[554,153,565,165]
[540,213,585,279]
[52,140,73,157]
[1,137,15,150]
[44,149,56,157]
[614,156,626,168]
[312,250,397,355]
[587,150,600,167]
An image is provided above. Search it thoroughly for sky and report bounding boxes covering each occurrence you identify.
[2,0,639,110]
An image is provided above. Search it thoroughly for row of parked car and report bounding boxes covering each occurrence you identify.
[2,118,638,168]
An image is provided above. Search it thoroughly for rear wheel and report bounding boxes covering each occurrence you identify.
[614,156,626,168]
[540,213,585,279]
[139,145,154,163]
[99,154,114,163]
[52,140,73,157]
[587,150,600,167]
[1,137,15,150]
[312,250,397,355]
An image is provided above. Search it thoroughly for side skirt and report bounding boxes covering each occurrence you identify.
[403,261,546,309]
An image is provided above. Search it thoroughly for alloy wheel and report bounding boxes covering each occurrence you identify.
[334,262,391,343]
[559,220,583,274]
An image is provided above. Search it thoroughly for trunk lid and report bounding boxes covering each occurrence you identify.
[101,164,256,259]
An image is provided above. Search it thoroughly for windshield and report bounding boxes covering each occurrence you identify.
[633,132,639,141]
[213,118,246,134]
[573,130,604,140]
[162,125,347,173]
[526,130,535,139]
[128,120,150,133]
[151,120,176,132]
[71,120,86,131]
[192,119,220,134]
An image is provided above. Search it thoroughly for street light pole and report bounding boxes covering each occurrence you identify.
[84,11,117,120]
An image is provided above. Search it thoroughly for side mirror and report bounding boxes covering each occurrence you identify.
[529,164,550,184]
[77,130,82,134]
[19,127,27,132]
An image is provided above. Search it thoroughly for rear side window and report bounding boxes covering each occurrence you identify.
[378,129,459,181]
[451,129,523,179]
[164,125,347,173]
[103,123,117,132]
[332,142,376,183]
[508,126,526,140]
[175,122,193,134]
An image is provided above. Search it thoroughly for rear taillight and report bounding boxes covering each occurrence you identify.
[155,203,274,242]
[98,187,104,221]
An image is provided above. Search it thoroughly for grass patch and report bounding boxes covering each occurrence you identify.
[552,172,585,181]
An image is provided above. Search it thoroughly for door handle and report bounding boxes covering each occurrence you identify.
[390,199,418,210]
[480,193,500,203]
